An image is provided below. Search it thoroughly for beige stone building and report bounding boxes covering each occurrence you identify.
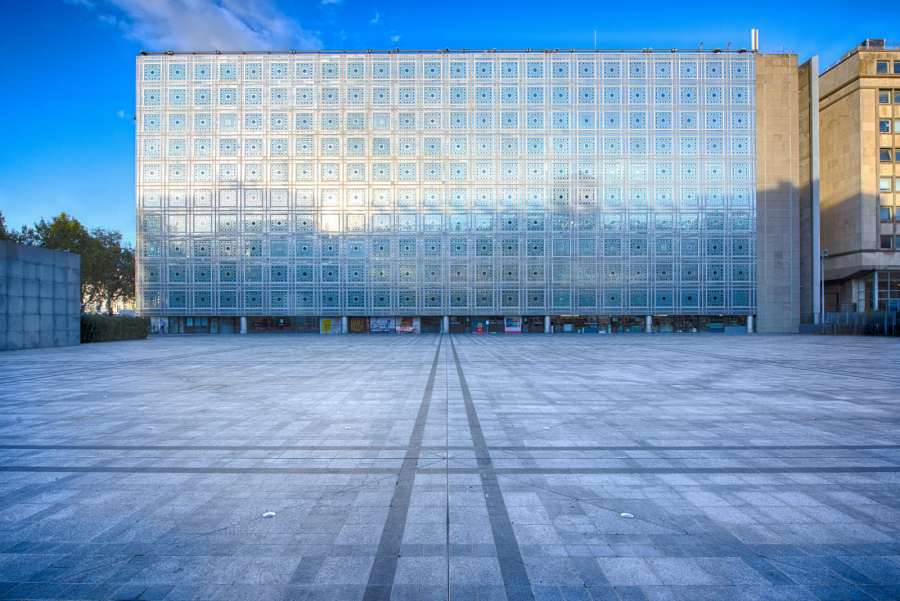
[816,40,900,313]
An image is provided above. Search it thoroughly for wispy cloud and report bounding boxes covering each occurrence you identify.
[370,11,380,25]
[319,0,342,4]
[80,0,320,51]
[390,35,400,43]
[117,109,126,118]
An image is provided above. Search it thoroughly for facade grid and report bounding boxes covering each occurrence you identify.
[135,51,758,321]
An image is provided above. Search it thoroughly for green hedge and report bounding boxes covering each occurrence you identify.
[81,315,151,343]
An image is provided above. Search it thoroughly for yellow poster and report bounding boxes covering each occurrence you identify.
[321,318,332,333]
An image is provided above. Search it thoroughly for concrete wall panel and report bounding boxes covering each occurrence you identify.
[756,54,802,333]
[1,241,81,351]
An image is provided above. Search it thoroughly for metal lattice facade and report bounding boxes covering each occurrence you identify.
[135,52,757,318]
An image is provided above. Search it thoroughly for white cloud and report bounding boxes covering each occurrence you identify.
[370,11,380,25]
[390,35,400,43]
[117,109,126,118]
[319,0,341,4]
[89,0,321,51]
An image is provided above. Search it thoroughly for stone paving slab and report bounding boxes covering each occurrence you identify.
[0,334,898,600]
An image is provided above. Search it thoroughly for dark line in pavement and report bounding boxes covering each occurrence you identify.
[3,465,899,475]
[0,444,416,452]
[1,443,899,452]
[488,445,900,452]
[362,337,442,601]
[432,466,900,475]
[450,337,533,600]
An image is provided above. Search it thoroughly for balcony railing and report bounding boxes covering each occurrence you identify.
[801,311,899,336]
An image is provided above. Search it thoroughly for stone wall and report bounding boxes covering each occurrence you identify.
[818,50,900,284]
[0,241,81,351]
[755,54,801,333]
[819,54,865,263]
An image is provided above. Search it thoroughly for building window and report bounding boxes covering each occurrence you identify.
[880,120,892,133]
[880,177,892,191]
[881,235,893,249]
[896,149,900,162]
[880,90,891,104]
[877,61,889,74]
[881,148,893,161]
[880,207,892,221]
[895,90,900,104]
[894,62,900,74]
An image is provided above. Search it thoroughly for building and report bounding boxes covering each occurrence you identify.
[134,42,801,334]
[816,40,900,313]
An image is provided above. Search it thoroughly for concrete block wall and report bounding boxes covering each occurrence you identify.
[1,241,81,351]
[756,54,802,333]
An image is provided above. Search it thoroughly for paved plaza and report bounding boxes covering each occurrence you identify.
[0,334,899,601]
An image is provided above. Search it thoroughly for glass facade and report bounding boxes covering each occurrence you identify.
[135,52,757,321]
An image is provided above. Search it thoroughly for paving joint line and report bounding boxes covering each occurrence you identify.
[362,336,442,601]
[450,335,534,600]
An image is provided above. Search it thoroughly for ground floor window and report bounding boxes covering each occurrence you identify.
[153,314,754,334]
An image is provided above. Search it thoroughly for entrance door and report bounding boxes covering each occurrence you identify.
[523,316,545,333]
[449,317,467,333]
[487,317,504,333]
[421,317,442,333]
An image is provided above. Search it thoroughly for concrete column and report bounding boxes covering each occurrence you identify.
[811,54,821,324]
[747,315,754,333]
[442,316,449,333]
[341,316,348,334]
[645,315,653,333]
[873,272,879,312]
[239,316,247,334]
[544,316,551,334]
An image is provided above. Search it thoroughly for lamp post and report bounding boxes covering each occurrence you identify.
[820,250,828,325]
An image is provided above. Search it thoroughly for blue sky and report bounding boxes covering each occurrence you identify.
[0,0,877,243]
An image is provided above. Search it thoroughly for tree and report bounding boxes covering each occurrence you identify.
[90,228,136,315]
[0,210,38,245]
[1,211,137,313]
[34,213,98,311]
[35,212,93,254]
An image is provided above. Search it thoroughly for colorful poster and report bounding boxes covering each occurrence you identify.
[396,317,420,333]
[371,317,396,333]
[349,317,369,333]
[472,318,488,334]
[504,317,522,333]
[320,318,333,333]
